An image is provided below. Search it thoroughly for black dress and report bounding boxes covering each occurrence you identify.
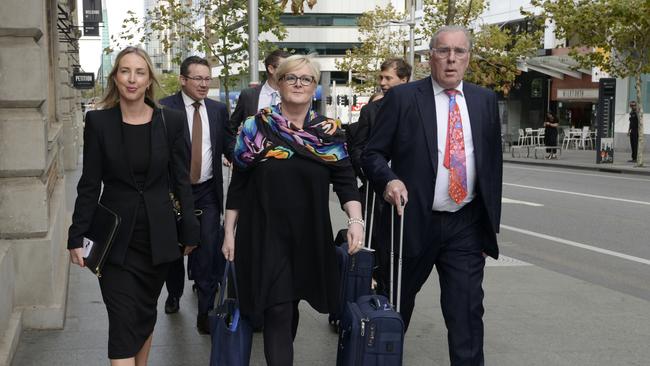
[99,121,170,359]
[545,123,558,154]
[226,154,359,323]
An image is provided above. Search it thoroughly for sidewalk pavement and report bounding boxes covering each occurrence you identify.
[504,147,650,176]
[10,154,650,365]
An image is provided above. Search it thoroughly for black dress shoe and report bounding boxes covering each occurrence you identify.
[164,296,180,314]
[197,313,210,335]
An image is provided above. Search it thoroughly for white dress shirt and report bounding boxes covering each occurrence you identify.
[431,78,476,212]
[181,91,213,184]
[257,81,279,110]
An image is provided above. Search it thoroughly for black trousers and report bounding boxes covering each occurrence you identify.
[165,179,226,314]
[380,199,486,366]
[630,131,638,160]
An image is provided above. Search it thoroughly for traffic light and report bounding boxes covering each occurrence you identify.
[326,95,332,105]
[353,95,357,105]
[336,95,342,105]
[342,95,349,106]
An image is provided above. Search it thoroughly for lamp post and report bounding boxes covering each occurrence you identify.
[248,0,259,84]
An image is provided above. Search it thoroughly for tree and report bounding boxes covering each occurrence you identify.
[421,0,542,95]
[109,0,287,112]
[280,0,317,14]
[155,72,182,100]
[336,4,409,93]
[532,0,650,166]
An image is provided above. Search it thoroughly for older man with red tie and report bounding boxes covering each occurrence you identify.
[362,25,503,366]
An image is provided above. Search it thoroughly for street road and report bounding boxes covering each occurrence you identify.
[499,163,650,301]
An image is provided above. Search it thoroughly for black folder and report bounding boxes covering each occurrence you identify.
[83,203,120,277]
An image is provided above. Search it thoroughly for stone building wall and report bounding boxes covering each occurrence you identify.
[0,0,82,363]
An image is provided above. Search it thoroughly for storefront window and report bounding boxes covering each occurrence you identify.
[627,74,650,111]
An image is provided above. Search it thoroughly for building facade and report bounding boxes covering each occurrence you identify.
[0,0,83,364]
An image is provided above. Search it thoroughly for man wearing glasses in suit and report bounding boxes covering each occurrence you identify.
[159,56,233,334]
[363,26,503,365]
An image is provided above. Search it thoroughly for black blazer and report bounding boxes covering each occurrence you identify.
[362,78,503,259]
[348,99,383,179]
[67,102,200,266]
[227,85,263,148]
[159,92,234,212]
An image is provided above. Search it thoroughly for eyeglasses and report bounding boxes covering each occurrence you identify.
[430,47,470,59]
[280,74,316,86]
[184,75,212,83]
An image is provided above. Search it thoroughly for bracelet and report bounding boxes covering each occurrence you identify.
[347,217,365,229]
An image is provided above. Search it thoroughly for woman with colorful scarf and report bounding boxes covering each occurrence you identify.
[222,55,364,365]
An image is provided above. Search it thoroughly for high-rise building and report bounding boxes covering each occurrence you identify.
[143,0,192,75]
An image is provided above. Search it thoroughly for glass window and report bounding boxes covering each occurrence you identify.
[280,14,359,27]
[626,74,650,112]
[276,42,361,56]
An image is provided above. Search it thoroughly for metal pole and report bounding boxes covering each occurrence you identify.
[408,0,415,71]
[248,0,259,84]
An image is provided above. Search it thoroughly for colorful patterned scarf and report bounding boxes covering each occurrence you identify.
[234,105,349,169]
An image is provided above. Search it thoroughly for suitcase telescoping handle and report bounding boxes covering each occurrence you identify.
[390,198,406,313]
[363,181,376,250]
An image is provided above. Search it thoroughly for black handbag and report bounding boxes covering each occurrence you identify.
[83,202,121,277]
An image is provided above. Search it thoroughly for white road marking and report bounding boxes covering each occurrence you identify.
[501,224,650,266]
[504,164,650,182]
[486,254,531,267]
[503,183,650,206]
[502,197,544,207]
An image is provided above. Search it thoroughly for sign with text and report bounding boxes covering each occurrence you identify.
[83,0,102,23]
[596,78,616,164]
[557,88,599,101]
[73,72,95,89]
[83,22,99,37]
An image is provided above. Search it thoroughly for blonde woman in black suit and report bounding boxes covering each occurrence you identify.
[67,46,200,366]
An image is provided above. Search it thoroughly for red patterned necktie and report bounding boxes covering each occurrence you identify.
[443,89,467,204]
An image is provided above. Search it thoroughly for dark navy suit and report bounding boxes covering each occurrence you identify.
[159,92,233,315]
[362,78,502,366]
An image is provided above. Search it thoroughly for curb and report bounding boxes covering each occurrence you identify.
[503,157,650,176]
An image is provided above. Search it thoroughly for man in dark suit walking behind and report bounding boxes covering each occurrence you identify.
[363,25,502,365]
[159,56,233,334]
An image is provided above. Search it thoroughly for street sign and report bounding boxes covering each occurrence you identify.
[73,72,95,89]
[596,78,616,164]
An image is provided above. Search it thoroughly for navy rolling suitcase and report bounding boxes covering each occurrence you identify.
[329,186,377,330]
[337,203,406,366]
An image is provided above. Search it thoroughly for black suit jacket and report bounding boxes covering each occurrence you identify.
[159,92,234,212]
[227,85,263,151]
[348,99,383,179]
[68,103,200,265]
[362,78,503,259]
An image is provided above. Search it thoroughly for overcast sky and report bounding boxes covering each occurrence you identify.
[77,0,144,75]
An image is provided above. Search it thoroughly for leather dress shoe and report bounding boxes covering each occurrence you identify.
[164,296,180,314]
[197,313,210,335]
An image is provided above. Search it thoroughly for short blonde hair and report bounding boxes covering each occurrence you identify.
[98,46,159,109]
[275,54,321,84]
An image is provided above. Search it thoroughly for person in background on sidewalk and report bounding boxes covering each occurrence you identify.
[226,49,291,163]
[159,56,233,334]
[67,46,200,366]
[349,57,412,182]
[628,100,639,163]
[363,26,503,366]
[543,112,559,159]
[222,55,364,366]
